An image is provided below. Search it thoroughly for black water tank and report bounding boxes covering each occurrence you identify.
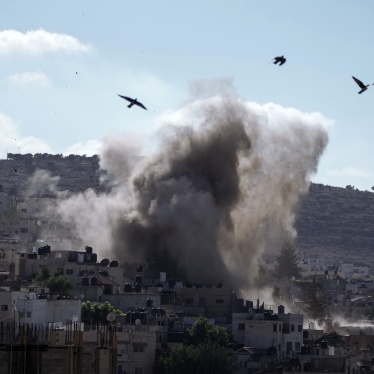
[134,283,142,293]
[85,246,93,254]
[82,277,89,286]
[135,275,143,284]
[124,283,132,292]
[91,253,97,263]
[100,258,110,267]
[246,300,254,309]
[139,312,147,324]
[110,260,118,267]
[278,305,285,314]
[91,277,98,286]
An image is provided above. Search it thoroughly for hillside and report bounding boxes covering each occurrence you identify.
[1,156,374,268]
[295,183,374,268]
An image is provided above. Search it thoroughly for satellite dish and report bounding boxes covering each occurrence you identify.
[106,312,116,322]
[135,319,141,325]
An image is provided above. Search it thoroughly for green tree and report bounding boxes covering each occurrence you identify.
[274,243,301,280]
[187,316,236,348]
[302,280,328,323]
[35,266,72,296]
[81,301,123,325]
[154,317,238,374]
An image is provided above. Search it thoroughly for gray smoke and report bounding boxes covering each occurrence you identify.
[56,94,331,289]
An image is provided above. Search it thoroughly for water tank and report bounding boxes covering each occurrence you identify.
[124,283,132,293]
[278,305,285,315]
[139,312,147,324]
[135,275,143,284]
[134,283,142,293]
[91,254,97,263]
[245,300,254,309]
[82,277,89,286]
[110,260,118,267]
[146,298,153,308]
[100,258,110,267]
[91,277,98,286]
[85,246,93,254]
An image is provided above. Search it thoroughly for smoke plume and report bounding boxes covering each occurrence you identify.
[56,94,331,289]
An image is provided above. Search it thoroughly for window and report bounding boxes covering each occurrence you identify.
[291,324,295,332]
[283,323,289,333]
[216,299,224,304]
[286,342,292,353]
[21,208,27,213]
[135,369,143,374]
[298,325,302,332]
[238,323,245,330]
[27,311,31,318]
[20,228,28,233]
[133,344,145,353]
[1,305,8,311]
[295,342,301,352]
[273,324,277,332]
[66,269,73,275]
[186,298,193,305]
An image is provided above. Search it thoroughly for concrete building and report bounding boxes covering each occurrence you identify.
[175,284,233,322]
[15,294,82,325]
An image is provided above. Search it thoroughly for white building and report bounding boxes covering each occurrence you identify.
[15,295,81,325]
[232,305,303,357]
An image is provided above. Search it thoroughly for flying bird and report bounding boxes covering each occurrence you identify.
[118,94,147,110]
[273,55,286,66]
[352,76,372,94]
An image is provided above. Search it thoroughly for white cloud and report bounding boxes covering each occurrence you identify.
[327,167,372,179]
[63,140,102,156]
[8,71,50,86]
[0,29,92,55]
[0,111,52,155]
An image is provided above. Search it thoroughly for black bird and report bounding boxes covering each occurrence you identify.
[118,94,147,110]
[352,76,372,94]
[273,55,286,66]
[14,169,17,172]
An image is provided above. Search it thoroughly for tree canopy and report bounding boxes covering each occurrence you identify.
[300,279,328,323]
[274,243,301,280]
[154,317,238,374]
[81,301,124,325]
[35,266,72,296]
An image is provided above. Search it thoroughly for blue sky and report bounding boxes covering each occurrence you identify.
[0,0,374,190]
